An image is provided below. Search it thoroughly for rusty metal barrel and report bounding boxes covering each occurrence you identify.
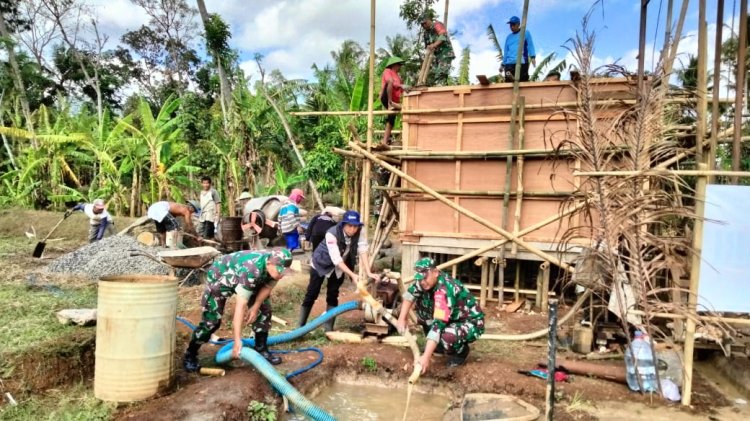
[94,275,178,402]
[220,216,244,251]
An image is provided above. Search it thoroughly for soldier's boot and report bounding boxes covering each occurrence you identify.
[183,341,202,372]
[298,305,312,327]
[323,305,336,332]
[254,332,281,365]
[447,345,470,368]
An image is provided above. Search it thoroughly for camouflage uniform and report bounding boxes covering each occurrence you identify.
[404,259,485,354]
[424,20,455,86]
[190,250,279,345]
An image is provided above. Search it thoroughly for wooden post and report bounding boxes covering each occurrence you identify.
[540,262,550,312]
[696,0,708,164]
[488,260,496,303]
[732,0,748,184]
[443,0,450,27]
[480,259,489,308]
[709,0,725,179]
[681,163,708,406]
[514,260,521,302]
[349,142,575,271]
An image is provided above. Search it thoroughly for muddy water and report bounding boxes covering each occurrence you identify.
[290,383,451,421]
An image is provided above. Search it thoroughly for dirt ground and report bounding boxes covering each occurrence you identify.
[1,210,748,420]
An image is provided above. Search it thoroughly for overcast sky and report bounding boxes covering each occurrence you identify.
[84,0,740,86]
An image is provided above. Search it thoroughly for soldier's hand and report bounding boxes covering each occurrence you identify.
[396,320,408,335]
[231,341,243,360]
[419,354,431,374]
[349,274,360,284]
[245,306,259,324]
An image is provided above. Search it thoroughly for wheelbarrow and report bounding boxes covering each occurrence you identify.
[130,246,221,285]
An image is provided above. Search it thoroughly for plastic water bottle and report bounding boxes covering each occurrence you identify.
[625,331,658,392]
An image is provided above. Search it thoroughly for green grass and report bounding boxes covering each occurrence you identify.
[0,283,98,354]
[0,383,115,421]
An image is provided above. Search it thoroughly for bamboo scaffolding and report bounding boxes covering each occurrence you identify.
[682,163,708,406]
[361,0,376,232]
[288,97,706,117]
[332,147,400,165]
[575,170,750,177]
[379,147,625,158]
[695,0,708,164]
[732,0,748,184]
[417,49,433,86]
[709,0,725,180]
[349,141,575,272]
[512,97,527,257]
[425,202,585,279]
[372,186,577,198]
[628,310,750,326]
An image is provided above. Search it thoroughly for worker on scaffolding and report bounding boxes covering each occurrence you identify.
[182,248,294,372]
[379,56,405,147]
[420,11,455,86]
[502,16,536,82]
[397,257,485,372]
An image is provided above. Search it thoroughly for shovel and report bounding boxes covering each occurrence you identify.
[33,214,68,258]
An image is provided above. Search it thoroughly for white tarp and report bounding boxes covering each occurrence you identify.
[698,184,750,313]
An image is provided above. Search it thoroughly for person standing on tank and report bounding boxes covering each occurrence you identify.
[199,176,221,240]
[298,210,379,331]
[182,248,294,372]
[396,257,485,372]
[277,188,305,252]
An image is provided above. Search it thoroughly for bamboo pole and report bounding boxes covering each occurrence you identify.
[628,310,750,326]
[349,141,574,271]
[732,0,748,184]
[362,0,376,229]
[444,0,450,27]
[512,97,526,256]
[575,169,750,177]
[332,147,401,165]
[540,262,550,311]
[695,0,708,164]
[372,186,577,197]
[480,259,489,309]
[637,0,648,96]
[487,260,496,303]
[382,148,561,158]
[682,163,708,406]
[514,261,521,302]
[427,202,586,274]
[709,0,725,180]
[288,97,707,117]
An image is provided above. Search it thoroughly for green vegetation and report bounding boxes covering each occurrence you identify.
[0,284,97,354]
[0,383,115,421]
[361,356,378,372]
[247,399,278,421]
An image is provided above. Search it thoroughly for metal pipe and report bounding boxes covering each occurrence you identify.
[545,297,559,421]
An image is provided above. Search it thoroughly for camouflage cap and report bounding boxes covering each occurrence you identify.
[414,257,436,278]
[268,247,294,276]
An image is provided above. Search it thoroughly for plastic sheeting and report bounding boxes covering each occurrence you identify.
[698,185,750,313]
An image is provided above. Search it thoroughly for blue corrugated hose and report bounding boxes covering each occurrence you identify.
[178,300,361,421]
[216,347,335,421]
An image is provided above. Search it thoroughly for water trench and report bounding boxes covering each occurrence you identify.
[287,375,457,421]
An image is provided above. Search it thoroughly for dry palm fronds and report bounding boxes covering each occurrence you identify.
[544,15,731,391]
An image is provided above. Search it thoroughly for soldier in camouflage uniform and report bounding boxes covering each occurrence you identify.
[183,248,294,372]
[397,257,484,372]
[420,12,455,86]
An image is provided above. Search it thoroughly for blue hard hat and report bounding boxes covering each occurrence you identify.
[507,16,521,24]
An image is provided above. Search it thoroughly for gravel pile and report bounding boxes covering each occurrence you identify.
[47,235,171,280]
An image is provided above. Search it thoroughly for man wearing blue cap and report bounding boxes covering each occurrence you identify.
[502,15,536,82]
[298,210,379,331]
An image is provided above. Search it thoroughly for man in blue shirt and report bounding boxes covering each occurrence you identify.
[502,16,536,82]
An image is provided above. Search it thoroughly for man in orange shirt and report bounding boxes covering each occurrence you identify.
[379,56,405,147]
